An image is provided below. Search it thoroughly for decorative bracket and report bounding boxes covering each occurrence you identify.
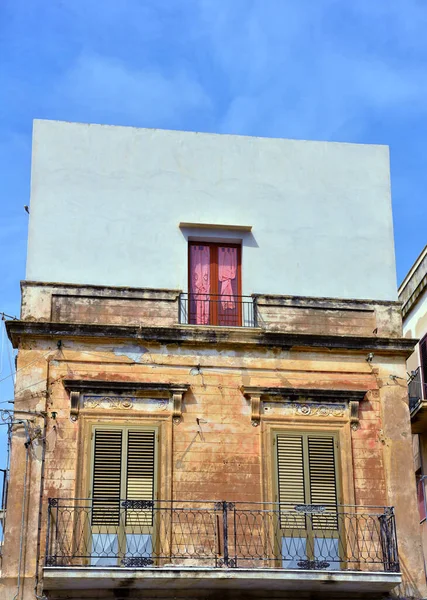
[70,391,81,422]
[171,387,188,424]
[249,393,262,427]
[349,400,360,431]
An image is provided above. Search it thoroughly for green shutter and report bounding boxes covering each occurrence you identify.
[276,433,339,530]
[126,430,156,526]
[277,435,306,528]
[92,429,123,526]
[307,435,338,529]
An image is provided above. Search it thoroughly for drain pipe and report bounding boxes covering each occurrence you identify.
[13,437,30,600]
[34,412,48,600]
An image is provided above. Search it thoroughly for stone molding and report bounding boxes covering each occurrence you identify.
[64,380,189,422]
[241,386,366,427]
[6,321,416,356]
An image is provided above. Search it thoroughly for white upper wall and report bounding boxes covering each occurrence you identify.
[26,120,398,300]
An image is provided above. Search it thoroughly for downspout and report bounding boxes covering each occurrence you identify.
[34,352,57,600]
[12,425,30,600]
[34,412,48,600]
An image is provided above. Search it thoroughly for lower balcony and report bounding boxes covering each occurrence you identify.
[43,499,401,594]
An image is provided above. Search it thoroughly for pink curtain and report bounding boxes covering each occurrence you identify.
[218,247,237,309]
[190,245,210,324]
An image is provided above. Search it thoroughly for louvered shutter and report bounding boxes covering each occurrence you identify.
[307,436,338,530]
[92,429,123,526]
[277,435,305,528]
[126,430,156,526]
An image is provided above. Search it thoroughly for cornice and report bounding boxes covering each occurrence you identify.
[5,320,417,356]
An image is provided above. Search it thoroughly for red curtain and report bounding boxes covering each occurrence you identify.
[218,246,237,309]
[190,245,210,324]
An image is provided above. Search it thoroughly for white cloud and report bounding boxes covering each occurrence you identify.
[50,52,213,129]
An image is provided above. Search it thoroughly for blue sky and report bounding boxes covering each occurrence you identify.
[1,0,427,469]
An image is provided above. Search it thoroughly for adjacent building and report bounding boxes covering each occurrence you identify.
[1,120,426,599]
[399,244,427,579]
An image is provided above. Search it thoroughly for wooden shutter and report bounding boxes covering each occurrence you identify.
[277,435,305,527]
[276,433,339,530]
[125,430,156,526]
[307,436,338,530]
[92,429,123,526]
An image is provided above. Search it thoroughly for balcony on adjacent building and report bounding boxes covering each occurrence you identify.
[409,367,427,433]
[43,499,401,594]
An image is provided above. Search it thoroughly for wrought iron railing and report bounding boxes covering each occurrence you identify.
[408,367,423,413]
[45,500,399,572]
[179,294,257,327]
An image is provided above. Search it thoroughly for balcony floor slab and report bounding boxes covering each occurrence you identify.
[43,566,401,593]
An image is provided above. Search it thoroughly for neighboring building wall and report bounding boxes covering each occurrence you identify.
[1,283,426,600]
[399,244,427,582]
[27,120,397,300]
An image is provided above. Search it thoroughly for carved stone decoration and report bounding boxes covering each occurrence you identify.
[82,396,134,410]
[70,391,81,422]
[294,403,345,418]
[349,400,360,430]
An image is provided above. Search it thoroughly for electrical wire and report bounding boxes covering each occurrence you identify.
[0,318,5,376]
[0,350,56,386]
[0,312,18,320]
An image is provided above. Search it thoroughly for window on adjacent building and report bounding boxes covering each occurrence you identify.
[416,469,426,523]
[188,242,241,326]
[90,426,157,566]
[275,432,340,570]
[420,334,427,400]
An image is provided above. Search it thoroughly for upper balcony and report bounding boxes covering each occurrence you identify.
[15,281,406,342]
[43,498,400,594]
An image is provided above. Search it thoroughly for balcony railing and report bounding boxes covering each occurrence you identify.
[179,294,257,327]
[408,367,423,413]
[45,499,399,573]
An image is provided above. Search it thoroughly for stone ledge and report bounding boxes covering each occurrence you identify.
[43,566,401,593]
[6,320,417,356]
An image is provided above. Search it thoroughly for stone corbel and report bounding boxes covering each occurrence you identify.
[241,387,264,427]
[171,388,187,424]
[250,393,262,427]
[349,400,360,431]
[70,391,81,422]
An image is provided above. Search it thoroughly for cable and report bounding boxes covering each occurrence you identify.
[0,312,18,321]
[0,350,55,386]
[0,318,5,376]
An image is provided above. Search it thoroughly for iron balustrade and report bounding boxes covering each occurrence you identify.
[45,499,399,572]
[179,294,257,327]
[408,367,423,413]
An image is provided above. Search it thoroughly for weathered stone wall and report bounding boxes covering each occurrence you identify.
[2,286,425,600]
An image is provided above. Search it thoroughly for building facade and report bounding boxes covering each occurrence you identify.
[1,121,426,599]
[399,244,427,580]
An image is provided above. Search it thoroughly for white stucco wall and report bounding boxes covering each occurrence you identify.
[26,119,397,300]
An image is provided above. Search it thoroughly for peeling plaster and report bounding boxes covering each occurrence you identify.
[113,344,148,363]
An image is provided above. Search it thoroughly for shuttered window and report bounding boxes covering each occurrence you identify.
[91,427,156,527]
[276,432,339,530]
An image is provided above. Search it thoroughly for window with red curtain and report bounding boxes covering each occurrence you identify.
[189,242,241,326]
[416,469,426,522]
